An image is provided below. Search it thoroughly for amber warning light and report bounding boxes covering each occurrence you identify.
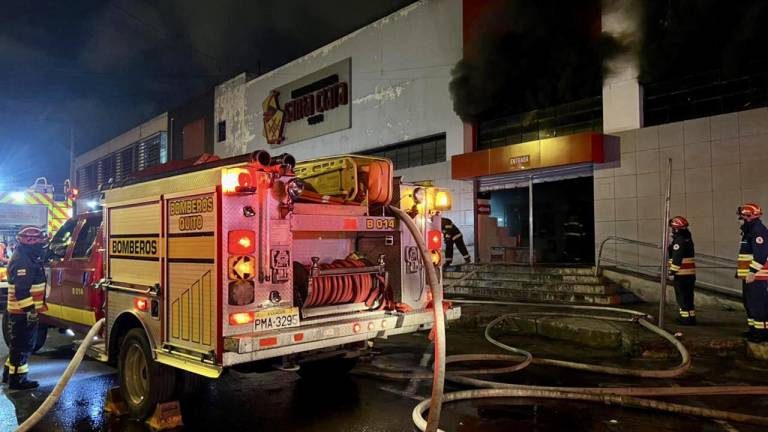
[222,167,256,194]
[229,312,255,325]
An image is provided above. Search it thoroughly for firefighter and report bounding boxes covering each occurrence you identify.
[736,203,768,343]
[441,217,471,267]
[668,216,696,325]
[3,226,48,390]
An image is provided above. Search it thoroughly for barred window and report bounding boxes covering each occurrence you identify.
[362,134,446,170]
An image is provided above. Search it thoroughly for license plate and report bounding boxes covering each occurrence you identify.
[253,307,300,331]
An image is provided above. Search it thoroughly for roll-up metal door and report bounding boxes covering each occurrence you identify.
[478,163,594,191]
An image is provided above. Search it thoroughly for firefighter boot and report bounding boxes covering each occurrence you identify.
[9,373,38,390]
[675,316,696,326]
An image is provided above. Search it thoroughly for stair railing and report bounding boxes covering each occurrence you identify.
[595,236,741,298]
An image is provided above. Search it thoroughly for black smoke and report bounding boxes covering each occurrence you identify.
[450,0,626,123]
[639,0,768,83]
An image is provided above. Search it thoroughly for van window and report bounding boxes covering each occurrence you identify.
[72,218,102,259]
[48,219,77,259]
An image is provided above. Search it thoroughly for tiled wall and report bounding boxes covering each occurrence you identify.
[594,107,768,291]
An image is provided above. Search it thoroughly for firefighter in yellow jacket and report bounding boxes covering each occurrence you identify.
[668,216,696,325]
[3,226,48,390]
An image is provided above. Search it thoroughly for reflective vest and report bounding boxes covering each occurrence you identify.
[668,233,695,277]
[6,249,47,315]
[737,220,768,280]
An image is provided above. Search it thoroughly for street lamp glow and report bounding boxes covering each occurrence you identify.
[87,200,98,209]
[11,192,25,203]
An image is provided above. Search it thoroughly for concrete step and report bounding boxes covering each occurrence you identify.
[444,284,638,305]
[444,271,604,284]
[446,279,618,295]
[458,264,596,276]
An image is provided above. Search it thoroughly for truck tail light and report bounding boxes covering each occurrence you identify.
[427,230,442,250]
[222,167,255,194]
[134,297,148,312]
[229,230,255,254]
[229,312,255,326]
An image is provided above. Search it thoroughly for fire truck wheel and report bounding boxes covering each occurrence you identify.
[118,328,176,419]
[297,356,359,381]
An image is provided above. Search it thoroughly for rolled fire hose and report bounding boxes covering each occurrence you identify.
[16,318,105,432]
[388,205,445,432]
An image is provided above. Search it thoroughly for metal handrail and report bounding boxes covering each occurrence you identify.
[595,236,741,297]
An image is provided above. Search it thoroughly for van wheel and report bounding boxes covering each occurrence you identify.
[118,328,176,419]
[297,356,358,380]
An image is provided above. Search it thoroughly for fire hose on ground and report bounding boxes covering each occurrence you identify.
[372,207,768,431]
[15,318,105,432]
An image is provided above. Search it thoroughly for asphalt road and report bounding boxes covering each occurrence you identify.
[1,316,767,431]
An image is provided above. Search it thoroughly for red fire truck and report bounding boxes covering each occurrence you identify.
[1,152,459,419]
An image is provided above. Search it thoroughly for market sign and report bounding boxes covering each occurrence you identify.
[263,58,351,146]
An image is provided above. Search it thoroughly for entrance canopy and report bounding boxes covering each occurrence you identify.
[451,132,613,182]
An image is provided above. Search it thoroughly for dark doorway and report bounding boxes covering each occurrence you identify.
[487,176,594,265]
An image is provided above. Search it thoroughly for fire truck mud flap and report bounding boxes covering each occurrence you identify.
[221,307,461,366]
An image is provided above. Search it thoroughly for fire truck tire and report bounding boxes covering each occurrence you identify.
[118,328,176,419]
[1,313,46,353]
[297,356,358,380]
[175,370,206,396]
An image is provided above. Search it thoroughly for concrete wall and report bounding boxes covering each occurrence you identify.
[214,73,248,157]
[594,107,768,292]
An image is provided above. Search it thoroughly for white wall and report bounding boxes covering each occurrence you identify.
[214,73,248,157]
[214,0,473,253]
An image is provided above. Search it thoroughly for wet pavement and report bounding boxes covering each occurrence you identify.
[1,305,768,431]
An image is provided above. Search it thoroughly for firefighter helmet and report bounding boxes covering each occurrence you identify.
[737,203,763,221]
[669,216,689,229]
[16,226,48,245]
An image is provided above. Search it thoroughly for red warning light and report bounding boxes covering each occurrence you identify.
[229,230,256,254]
[427,230,442,250]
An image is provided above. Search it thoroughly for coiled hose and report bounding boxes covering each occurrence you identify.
[16,318,105,432]
[354,297,768,430]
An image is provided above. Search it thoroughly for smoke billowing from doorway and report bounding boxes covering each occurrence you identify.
[450,0,627,123]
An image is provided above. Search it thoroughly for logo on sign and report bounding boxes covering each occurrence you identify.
[262,91,286,145]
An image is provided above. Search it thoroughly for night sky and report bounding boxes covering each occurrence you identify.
[0,0,415,191]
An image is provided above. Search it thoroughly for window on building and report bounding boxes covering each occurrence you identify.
[218,120,226,142]
[477,97,603,150]
[362,134,446,170]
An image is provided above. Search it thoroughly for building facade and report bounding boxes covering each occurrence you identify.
[214,0,473,257]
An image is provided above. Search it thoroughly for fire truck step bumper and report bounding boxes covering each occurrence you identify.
[221,307,461,367]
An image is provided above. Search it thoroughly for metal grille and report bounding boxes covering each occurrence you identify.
[77,132,168,194]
